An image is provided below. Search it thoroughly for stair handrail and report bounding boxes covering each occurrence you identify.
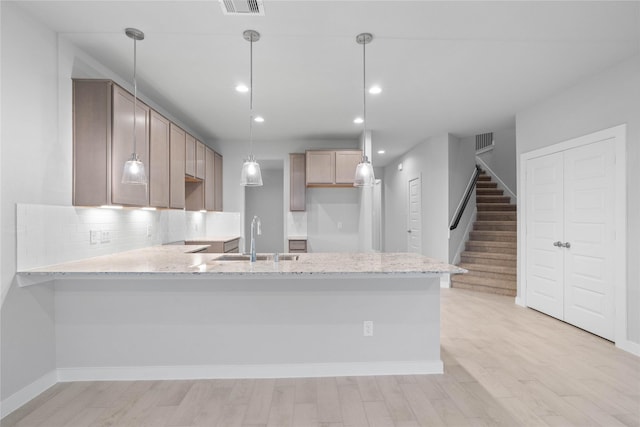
[449,164,481,231]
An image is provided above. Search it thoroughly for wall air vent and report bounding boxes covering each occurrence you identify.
[220,0,264,16]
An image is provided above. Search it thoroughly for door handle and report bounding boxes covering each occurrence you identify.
[407,230,412,233]
[562,242,571,248]
[553,241,562,247]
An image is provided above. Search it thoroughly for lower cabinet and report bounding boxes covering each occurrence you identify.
[288,239,307,253]
[189,238,240,253]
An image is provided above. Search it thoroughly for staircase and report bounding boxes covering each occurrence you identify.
[451,171,517,296]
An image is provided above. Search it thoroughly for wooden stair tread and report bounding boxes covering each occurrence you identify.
[461,251,517,261]
[476,196,511,203]
[477,203,517,211]
[458,262,516,275]
[451,273,516,289]
[466,240,517,249]
[450,280,516,297]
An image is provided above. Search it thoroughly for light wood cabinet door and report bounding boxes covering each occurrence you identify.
[111,84,150,206]
[73,80,111,206]
[169,123,186,209]
[204,147,215,211]
[335,150,362,184]
[290,153,306,211]
[306,151,335,185]
[196,141,206,180]
[185,133,196,177]
[214,152,223,211]
[149,110,170,208]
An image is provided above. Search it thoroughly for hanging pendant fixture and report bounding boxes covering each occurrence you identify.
[240,29,263,187]
[354,32,375,187]
[121,27,148,185]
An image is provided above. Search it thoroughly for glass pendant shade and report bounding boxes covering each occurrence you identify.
[122,153,147,185]
[354,156,375,187]
[240,154,263,186]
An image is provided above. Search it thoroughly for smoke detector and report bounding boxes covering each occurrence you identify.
[220,0,265,16]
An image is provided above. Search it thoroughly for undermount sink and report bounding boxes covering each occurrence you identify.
[215,254,299,262]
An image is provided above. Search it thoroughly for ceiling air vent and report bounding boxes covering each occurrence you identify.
[220,0,264,16]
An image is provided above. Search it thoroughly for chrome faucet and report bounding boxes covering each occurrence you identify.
[250,215,262,262]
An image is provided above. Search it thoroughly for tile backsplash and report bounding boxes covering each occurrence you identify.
[17,204,241,271]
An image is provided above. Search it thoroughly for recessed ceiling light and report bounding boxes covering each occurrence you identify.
[353,117,364,124]
[369,86,382,94]
[377,150,385,154]
[254,116,264,123]
[235,84,249,93]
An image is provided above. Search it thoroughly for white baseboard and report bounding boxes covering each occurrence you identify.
[0,370,57,420]
[440,274,451,288]
[616,339,640,357]
[57,360,444,382]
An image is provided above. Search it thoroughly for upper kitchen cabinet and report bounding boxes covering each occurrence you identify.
[203,148,223,212]
[214,151,223,211]
[169,123,186,209]
[335,150,362,184]
[305,149,362,187]
[148,110,170,208]
[185,133,196,179]
[306,150,334,185]
[290,153,306,211]
[196,141,206,180]
[73,79,150,207]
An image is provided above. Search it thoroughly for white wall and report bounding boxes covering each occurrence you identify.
[383,134,450,262]
[306,188,360,253]
[516,54,640,345]
[1,2,61,404]
[475,128,517,196]
[448,134,476,263]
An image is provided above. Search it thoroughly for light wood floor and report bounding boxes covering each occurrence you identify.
[3,288,639,427]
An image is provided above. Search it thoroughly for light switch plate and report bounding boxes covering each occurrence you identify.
[101,230,110,243]
[90,230,100,245]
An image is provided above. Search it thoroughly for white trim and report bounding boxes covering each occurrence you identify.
[57,360,444,382]
[615,339,640,357]
[518,124,628,352]
[514,296,525,307]
[475,144,494,155]
[0,370,57,420]
[475,156,517,202]
[440,274,450,288]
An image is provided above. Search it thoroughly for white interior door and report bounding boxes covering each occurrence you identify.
[407,177,421,254]
[563,139,616,340]
[526,152,565,319]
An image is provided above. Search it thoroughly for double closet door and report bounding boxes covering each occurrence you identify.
[526,138,615,340]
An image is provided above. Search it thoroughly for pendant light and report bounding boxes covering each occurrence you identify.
[354,32,376,187]
[240,29,263,187]
[121,28,147,185]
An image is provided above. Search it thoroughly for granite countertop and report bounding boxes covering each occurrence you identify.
[18,245,466,280]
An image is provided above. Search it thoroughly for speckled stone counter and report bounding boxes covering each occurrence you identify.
[18,245,463,379]
[18,245,465,283]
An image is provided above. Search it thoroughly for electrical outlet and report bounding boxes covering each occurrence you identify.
[337,221,343,230]
[363,320,373,337]
[101,230,111,243]
[90,230,100,245]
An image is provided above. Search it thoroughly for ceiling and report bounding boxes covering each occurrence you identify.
[14,1,640,165]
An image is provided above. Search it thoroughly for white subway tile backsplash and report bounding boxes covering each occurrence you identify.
[17,204,245,271]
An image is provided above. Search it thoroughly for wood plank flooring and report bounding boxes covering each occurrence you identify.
[3,288,639,426]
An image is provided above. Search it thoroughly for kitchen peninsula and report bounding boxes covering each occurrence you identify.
[18,246,464,380]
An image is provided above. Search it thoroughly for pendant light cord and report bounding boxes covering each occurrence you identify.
[132,36,138,155]
[249,36,254,155]
[362,39,367,160]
